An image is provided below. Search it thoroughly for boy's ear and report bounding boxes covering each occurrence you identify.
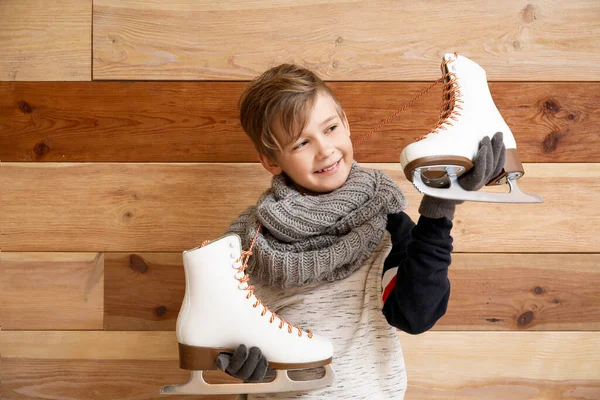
[342,112,351,136]
[258,153,283,176]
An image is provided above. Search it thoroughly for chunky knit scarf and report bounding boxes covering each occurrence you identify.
[226,161,407,288]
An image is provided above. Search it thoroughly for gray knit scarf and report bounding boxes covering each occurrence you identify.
[226,161,407,288]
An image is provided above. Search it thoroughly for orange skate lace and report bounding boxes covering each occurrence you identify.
[201,225,313,338]
[415,52,463,141]
[352,51,462,146]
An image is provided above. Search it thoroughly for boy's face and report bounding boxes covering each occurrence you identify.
[259,92,354,194]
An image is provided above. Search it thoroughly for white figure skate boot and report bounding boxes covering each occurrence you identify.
[400,53,543,203]
[160,233,335,395]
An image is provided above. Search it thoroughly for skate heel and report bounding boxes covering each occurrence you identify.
[489,148,525,185]
[178,343,234,371]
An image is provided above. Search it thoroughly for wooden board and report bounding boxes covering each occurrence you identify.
[0,82,597,163]
[400,331,600,399]
[1,163,598,253]
[2,331,598,399]
[102,253,600,332]
[1,359,240,400]
[93,1,600,81]
[441,254,600,331]
[0,0,91,81]
[3,358,596,400]
[104,252,184,331]
[2,2,598,399]
[0,253,104,330]
[2,252,596,331]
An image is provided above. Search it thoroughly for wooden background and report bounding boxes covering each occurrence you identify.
[1,1,599,399]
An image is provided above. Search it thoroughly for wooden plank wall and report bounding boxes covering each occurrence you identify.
[1,1,599,399]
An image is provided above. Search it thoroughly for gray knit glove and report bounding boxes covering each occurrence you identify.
[419,132,506,220]
[216,344,269,383]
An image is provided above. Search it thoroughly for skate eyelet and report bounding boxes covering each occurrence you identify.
[229,241,235,248]
[213,229,317,344]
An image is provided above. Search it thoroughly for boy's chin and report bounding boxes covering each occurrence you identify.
[308,176,349,194]
[292,180,342,196]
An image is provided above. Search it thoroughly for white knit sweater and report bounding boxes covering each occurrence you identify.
[244,231,407,400]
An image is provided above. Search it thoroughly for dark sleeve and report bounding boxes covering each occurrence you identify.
[381,212,453,335]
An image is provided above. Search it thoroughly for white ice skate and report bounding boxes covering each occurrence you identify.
[160,233,335,395]
[400,53,543,203]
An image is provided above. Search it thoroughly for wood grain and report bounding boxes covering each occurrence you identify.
[441,254,600,331]
[2,331,598,399]
[3,361,597,400]
[400,331,600,399]
[104,252,185,331]
[1,163,598,253]
[93,1,600,81]
[1,359,239,400]
[408,381,600,400]
[2,2,598,398]
[2,331,177,359]
[0,82,596,163]
[102,253,600,332]
[0,0,91,81]
[0,253,104,330]
[2,252,596,331]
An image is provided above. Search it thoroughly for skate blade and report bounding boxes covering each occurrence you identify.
[160,364,335,395]
[413,167,543,203]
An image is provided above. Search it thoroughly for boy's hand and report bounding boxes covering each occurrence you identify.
[418,132,506,220]
[216,344,269,383]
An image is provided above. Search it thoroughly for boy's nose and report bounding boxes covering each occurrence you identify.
[315,137,335,159]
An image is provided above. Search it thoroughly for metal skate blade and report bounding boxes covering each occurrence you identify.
[412,169,543,203]
[160,364,335,395]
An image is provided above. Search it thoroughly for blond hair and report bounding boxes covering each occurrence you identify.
[238,64,345,161]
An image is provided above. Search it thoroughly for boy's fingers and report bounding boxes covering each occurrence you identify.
[226,344,249,375]
[236,346,263,381]
[459,140,490,191]
[478,135,492,152]
[491,131,504,150]
[247,355,269,383]
[490,132,506,180]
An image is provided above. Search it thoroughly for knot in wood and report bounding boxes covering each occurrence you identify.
[517,311,534,327]
[129,254,148,273]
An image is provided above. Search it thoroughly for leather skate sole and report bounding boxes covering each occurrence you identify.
[178,343,333,371]
[403,149,524,186]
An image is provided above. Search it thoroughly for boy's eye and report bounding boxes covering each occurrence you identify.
[293,141,307,150]
[326,124,337,133]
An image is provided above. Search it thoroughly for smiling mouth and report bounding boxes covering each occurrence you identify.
[315,158,341,173]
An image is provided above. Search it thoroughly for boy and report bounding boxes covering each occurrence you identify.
[221,64,505,399]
